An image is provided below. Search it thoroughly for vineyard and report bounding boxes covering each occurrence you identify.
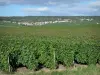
[0,23,100,72]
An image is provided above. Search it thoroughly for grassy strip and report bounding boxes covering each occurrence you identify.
[0,65,100,75]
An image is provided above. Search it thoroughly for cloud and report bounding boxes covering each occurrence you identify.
[22,7,49,16]
[23,7,49,12]
[0,0,24,5]
[46,1,57,5]
[0,0,91,6]
[90,1,100,7]
[22,1,100,16]
[0,0,100,16]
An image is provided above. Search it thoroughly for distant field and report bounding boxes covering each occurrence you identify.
[0,23,100,37]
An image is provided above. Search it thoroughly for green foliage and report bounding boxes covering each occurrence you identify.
[0,23,100,72]
[0,35,99,72]
[75,42,99,65]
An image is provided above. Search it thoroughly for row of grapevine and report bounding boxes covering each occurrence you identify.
[0,35,100,72]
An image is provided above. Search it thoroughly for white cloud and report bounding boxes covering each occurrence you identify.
[90,1,100,7]
[48,1,57,5]
[37,7,49,11]
[23,7,49,12]
[22,7,49,16]
[68,7,98,12]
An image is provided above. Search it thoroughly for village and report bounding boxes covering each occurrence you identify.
[2,18,100,26]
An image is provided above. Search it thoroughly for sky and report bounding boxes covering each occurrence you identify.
[0,0,100,16]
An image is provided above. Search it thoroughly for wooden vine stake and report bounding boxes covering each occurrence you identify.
[8,55,11,72]
[53,48,56,69]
